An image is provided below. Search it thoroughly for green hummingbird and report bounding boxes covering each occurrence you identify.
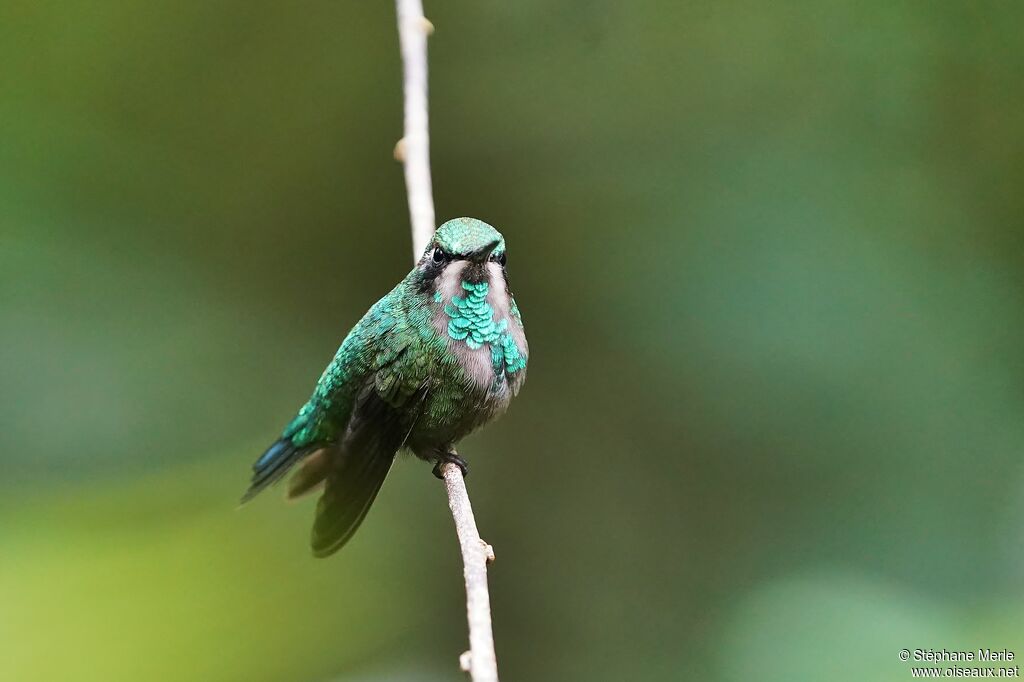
[242,217,528,557]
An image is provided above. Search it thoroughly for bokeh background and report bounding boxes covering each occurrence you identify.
[3,2,1023,680]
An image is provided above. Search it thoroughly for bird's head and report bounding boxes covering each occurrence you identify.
[415,217,509,296]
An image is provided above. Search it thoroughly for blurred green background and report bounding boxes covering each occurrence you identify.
[3,2,1023,680]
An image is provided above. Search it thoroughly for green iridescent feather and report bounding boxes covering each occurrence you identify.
[433,218,506,257]
[283,284,438,449]
[443,280,526,374]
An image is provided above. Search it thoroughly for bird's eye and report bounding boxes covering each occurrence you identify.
[496,252,507,266]
[431,247,445,264]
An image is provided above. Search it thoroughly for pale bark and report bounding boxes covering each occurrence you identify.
[394,3,500,679]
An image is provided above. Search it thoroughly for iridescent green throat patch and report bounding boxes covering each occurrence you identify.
[444,281,526,376]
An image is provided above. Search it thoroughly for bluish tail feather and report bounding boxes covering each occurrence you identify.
[240,437,309,503]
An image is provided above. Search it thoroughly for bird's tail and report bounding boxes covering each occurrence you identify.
[240,436,312,504]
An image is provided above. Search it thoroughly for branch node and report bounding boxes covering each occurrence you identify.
[459,651,472,672]
[420,17,435,35]
[481,539,495,564]
[393,137,407,162]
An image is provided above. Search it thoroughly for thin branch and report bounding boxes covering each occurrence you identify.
[442,462,499,681]
[395,0,436,260]
[393,2,501,680]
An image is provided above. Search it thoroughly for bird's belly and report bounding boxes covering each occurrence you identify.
[407,345,512,451]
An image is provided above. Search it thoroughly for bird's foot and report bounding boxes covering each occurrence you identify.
[432,452,469,479]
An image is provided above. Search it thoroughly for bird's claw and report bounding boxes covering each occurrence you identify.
[432,452,469,479]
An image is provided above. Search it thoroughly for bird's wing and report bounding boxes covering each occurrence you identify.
[242,289,414,503]
[309,344,430,556]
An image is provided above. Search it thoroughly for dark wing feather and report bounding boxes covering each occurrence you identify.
[310,377,426,557]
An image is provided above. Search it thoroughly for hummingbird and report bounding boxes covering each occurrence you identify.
[242,217,528,557]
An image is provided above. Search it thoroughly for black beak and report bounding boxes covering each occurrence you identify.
[468,238,501,264]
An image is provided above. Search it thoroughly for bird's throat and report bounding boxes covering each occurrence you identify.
[438,279,525,380]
